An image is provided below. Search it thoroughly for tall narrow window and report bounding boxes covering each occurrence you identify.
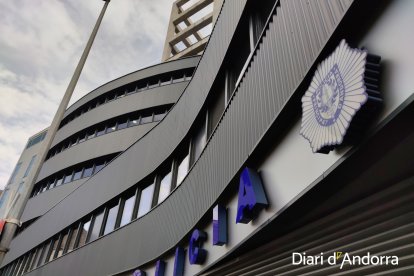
[88,210,104,242]
[137,182,155,218]
[158,169,172,204]
[8,162,22,184]
[176,151,190,186]
[120,193,136,227]
[77,219,91,248]
[103,203,120,235]
[31,247,42,270]
[48,237,59,262]
[37,241,51,267]
[23,155,37,177]
[57,231,69,257]
[66,224,80,253]
[192,113,207,164]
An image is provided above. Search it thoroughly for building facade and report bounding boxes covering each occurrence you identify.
[0,129,48,222]
[1,0,414,275]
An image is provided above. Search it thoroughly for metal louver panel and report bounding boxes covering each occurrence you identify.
[203,176,414,276]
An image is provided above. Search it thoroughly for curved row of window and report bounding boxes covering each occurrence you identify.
[59,70,194,129]
[46,105,172,161]
[1,4,276,274]
[2,143,193,276]
[30,154,119,198]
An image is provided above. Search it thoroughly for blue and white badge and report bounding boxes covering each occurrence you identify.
[300,39,368,153]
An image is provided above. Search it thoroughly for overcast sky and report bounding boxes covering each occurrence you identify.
[0,0,174,189]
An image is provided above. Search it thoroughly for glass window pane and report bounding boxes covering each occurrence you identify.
[93,162,105,174]
[177,154,189,186]
[55,177,63,187]
[148,81,159,89]
[173,75,185,83]
[48,238,58,262]
[41,183,48,192]
[78,135,86,143]
[137,183,155,218]
[96,127,106,137]
[158,171,172,204]
[120,194,136,227]
[106,123,117,134]
[77,219,91,247]
[31,247,42,270]
[63,173,73,184]
[117,120,128,130]
[161,77,172,86]
[103,204,119,235]
[154,112,166,122]
[87,131,96,140]
[140,114,153,124]
[23,251,35,273]
[192,118,207,162]
[128,117,140,127]
[72,169,83,181]
[38,242,51,266]
[24,155,37,177]
[66,225,79,253]
[82,166,94,178]
[57,232,69,258]
[88,211,104,242]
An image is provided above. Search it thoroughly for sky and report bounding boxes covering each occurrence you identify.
[0,0,175,189]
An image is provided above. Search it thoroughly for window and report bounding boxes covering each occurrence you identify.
[78,134,86,143]
[63,172,73,184]
[93,162,105,174]
[87,131,96,140]
[48,237,59,262]
[77,219,91,247]
[158,170,172,204]
[140,114,153,124]
[88,210,104,242]
[72,168,83,181]
[120,193,136,227]
[106,122,117,134]
[173,75,185,83]
[148,81,160,89]
[176,153,190,186]
[57,231,69,258]
[37,241,51,266]
[66,224,80,253]
[83,165,94,178]
[154,111,167,122]
[117,119,128,130]
[116,92,126,99]
[96,127,106,137]
[137,182,155,218]
[23,251,35,273]
[106,94,116,102]
[192,114,207,164]
[103,203,119,235]
[128,116,140,127]
[9,162,22,184]
[30,247,42,270]
[23,155,37,177]
[161,77,172,86]
[55,176,63,187]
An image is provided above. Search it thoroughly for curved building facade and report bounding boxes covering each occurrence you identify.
[1,0,414,275]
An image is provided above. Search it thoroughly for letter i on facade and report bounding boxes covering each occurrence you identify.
[173,247,185,276]
[155,260,166,276]
[213,204,227,246]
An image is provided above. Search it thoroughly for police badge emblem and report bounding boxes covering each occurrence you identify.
[300,39,382,153]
